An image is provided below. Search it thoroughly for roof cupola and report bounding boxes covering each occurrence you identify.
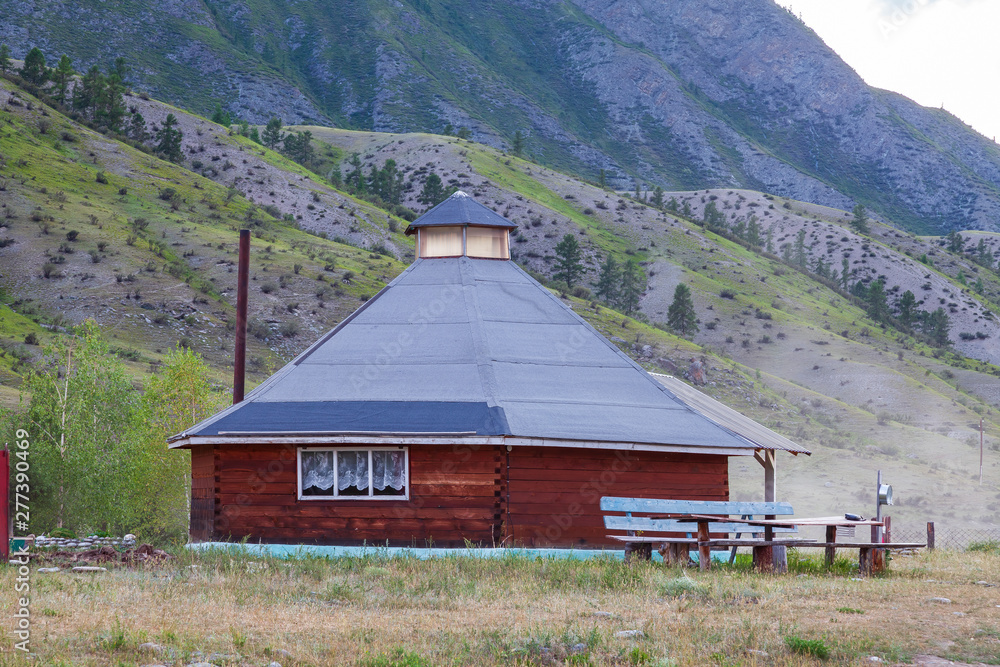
[405,191,516,260]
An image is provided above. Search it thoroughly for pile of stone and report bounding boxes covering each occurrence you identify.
[34,534,136,550]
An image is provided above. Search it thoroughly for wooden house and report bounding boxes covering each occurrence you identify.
[169,192,809,547]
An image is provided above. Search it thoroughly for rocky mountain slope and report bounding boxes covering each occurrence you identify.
[5,0,1000,234]
[2,79,999,533]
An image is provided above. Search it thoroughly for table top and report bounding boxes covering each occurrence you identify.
[651,514,884,528]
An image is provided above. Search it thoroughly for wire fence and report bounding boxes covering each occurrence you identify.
[891,525,1000,550]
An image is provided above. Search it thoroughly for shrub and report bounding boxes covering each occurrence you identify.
[279,321,300,337]
[784,636,829,660]
[95,171,109,184]
[24,333,39,345]
[720,289,736,299]
[42,262,58,278]
[66,230,79,242]
[967,540,1000,555]
[260,281,277,294]
[118,186,128,196]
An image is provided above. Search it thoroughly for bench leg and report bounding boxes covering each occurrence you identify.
[624,542,652,563]
[659,543,689,566]
[824,525,837,567]
[753,545,774,573]
[697,521,711,572]
[859,547,886,576]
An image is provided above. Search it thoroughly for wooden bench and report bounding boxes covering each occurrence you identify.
[600,497,802,566]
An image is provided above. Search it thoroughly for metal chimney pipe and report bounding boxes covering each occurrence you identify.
[233,229,250,404]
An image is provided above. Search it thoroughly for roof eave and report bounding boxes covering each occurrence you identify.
[169,432,760,456]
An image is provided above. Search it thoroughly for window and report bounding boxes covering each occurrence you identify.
[418,226,463,258]
[298,448,408,500]
[466,226,510,259]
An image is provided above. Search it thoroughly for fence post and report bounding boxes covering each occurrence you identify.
[926,521,935,551]
[883,516,891,543]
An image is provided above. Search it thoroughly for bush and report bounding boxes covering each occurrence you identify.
[260,281,277,294]
[66,230,79,242]
[24,333,39,345]
[720,289,736,299]
[42,262,58,278]
[95,171,109,184]
[279,321,300,337]
[784,636,829,660]
[967,540,1000,555]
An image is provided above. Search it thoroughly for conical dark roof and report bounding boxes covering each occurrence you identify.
[404,191,517,235]
[174,256,807,454]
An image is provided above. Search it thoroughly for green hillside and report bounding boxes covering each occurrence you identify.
[1,74,999,534]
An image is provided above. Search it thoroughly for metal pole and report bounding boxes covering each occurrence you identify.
[874,469,882,544]
[233,229,250,404]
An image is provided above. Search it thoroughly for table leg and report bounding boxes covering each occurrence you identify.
[755,524,775,573]
[859,546,873,576]
[697,521,711,571]
[825,525,837,566]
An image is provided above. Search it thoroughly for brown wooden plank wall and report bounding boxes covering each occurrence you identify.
[505,447,730,547]
[189,445,216,541]
[211,443,503,546]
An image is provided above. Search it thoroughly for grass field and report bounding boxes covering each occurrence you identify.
[6,545,1000,666]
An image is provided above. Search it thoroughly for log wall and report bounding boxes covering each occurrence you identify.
[505,447,729,547]
[192,443,729,548]
[208,443,503,547]
[190,445,216,541]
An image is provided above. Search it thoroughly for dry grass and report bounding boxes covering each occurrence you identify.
[5,547,999,666]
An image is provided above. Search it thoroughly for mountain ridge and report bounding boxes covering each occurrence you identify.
[4,0,1000,233]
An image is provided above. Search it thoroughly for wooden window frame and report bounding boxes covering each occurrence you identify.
[297,446,410,501]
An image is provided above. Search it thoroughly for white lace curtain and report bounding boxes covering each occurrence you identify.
[301,450,405,495]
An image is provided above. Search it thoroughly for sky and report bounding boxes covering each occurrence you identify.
[780,0,1000,141]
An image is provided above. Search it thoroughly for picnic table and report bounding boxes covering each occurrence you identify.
[662,514,924,574]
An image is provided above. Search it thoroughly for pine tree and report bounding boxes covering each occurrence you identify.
[211,103,232,127]
[598,169,607,189]
[512,130,525,157]
[746,215,762,248]
[650,186,664,209]
[946,230,964,253]
[51,55,74,105]
[0,44,11,74]
[794,229,807,267]
[976,239,993,268]
[20,47,48,85]
[865,279,889,322]
[595,255,620,304]
[96,72,126,131]
[617,261,644,315]
[850,203,869,235]
[667,283,698,337]
[73,66,103,115]
[924,308,951,347]
[128,112,148,143]
[456,126,471,140]
[262,117,283,148]
[418,171,447,208]
[841,257,850,290]
[155,113,183,163]
[553,233,584,288]
[346,153,365,193]
[897,290,917,327]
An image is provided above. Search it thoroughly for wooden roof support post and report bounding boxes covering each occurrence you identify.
[754,449,776,502]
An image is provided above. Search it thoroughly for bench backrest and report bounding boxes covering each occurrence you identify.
[601,497,797,535]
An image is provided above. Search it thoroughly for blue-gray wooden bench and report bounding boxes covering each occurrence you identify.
[602,497,926,574]
[600,497,804,569]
